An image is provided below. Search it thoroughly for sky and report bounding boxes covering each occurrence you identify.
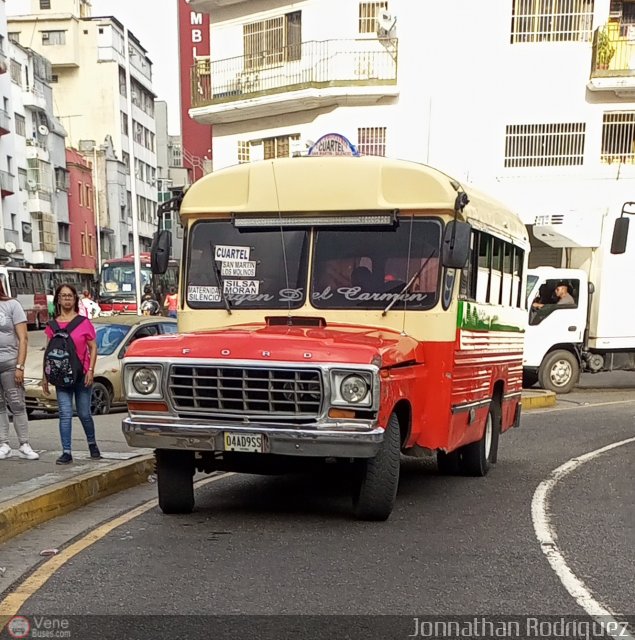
[90,0,182,135]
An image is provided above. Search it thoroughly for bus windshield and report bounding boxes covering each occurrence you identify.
[100,264,153,298]
[186,221,309,309]
[311,219,442,310]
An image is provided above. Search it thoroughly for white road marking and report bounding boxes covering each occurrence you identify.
[531,437,635,639]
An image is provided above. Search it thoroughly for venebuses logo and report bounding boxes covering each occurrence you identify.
[7,616,30,639]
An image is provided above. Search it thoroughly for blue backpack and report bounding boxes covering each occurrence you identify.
[44,316,86,388]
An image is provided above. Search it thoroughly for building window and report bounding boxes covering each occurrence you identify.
[51,75,58,83]
[18,168,27,191]
[42,31,66,46]
[9,60,22,86]
[510,0,594,44]
[243,12,302,69]
[40,0,51,8]
[357,127,386,156]
[504,122,586,167]
[263,134,300,159]
[8,33,20,44]
[238,141,251,164]
[359,2,388,34]
[122,151,130,173]
[14,114,26,137]
[601,112,635,163]
[81,232,86,256]
[55,167,69,191]
[121,111,129,136]
[78,181,84,206]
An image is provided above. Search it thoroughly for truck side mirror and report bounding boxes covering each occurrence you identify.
[150,230,172,274]
[442,221,471,269]
[611,217,629,255]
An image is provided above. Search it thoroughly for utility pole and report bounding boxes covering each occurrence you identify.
[123,27,142,315]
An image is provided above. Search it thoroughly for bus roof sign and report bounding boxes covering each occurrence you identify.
[308,133,359,157]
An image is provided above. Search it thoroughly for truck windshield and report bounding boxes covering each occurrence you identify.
[186,221,309,309]
[311,218,442,310]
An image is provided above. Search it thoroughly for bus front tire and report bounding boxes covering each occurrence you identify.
[156,450,195,515]
[538,350,579,394]
[352,413,400,521]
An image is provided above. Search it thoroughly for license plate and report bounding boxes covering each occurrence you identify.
[223,432,264,453]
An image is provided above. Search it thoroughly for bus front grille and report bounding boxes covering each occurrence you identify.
[168,365,323,418]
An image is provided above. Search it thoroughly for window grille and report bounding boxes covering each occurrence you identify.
[9,60,22,86]
[504,122,585,167]
[42,31,66,46]
[601,112,635,163]
[40,0,51,9]
[15,114,26,137]
[238,141,250,164]
[243,12,302,70]
[262,134,300,159]
[358,127,386,156]
[511,0,594,43]
[359,2,388,34]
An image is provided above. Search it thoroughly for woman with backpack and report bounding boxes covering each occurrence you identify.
[42,284,101,465]
[0,280,39,461]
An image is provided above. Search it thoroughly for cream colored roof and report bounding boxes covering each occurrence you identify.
[180,156,528,244]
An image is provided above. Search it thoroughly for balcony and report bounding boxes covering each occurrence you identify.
[0,110,10,136]
[589,24,635,94]
[22,86,47,111]
[190,39,399,125]
[0,171,15,197]
[27,189,53,215]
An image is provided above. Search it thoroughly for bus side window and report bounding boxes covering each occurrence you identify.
[24,272,34,294]
[475,234,490,303]
[9,272,17,295]
[459,232,477,300]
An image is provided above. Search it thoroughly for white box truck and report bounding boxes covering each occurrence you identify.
[523,204,635,393]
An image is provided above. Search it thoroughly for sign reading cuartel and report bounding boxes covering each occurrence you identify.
[308,134,360,157]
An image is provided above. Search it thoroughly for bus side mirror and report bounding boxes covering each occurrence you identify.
[611,217,629,255]
[442,221,471,269]
[150,230,172,274]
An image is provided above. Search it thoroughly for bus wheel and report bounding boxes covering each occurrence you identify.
[352,413,400,521]
[460,401,500,477]
[90,382,112,415]
[156,450,195,514]
[538,350,579,394]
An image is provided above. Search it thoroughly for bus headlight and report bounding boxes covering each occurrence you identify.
[125,365,163,400]
[132,368,158,395]
[340,375,368,404]
[330,370,373,407]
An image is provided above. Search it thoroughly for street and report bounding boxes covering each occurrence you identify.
[0,383,633,633]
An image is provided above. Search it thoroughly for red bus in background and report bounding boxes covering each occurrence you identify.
[98,254,179,314]
[0,266,49,329]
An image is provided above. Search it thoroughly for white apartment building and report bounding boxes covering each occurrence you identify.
[9,40,69,266]
[187,0,635,267]
[7,0,158,256]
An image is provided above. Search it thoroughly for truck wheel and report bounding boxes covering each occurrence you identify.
[538,350,579,394]
[156,449,195,514]
[352,413,400,521]
[459,400,500,477]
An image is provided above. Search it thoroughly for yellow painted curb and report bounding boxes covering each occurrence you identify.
[0,455,155,546]
[522,390,557,410]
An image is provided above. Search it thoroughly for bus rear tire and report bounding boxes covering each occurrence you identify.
[352,413,400,521]
[460,401,500,477]
[156,450,195,514]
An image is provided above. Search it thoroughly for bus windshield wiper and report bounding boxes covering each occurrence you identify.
[212,257,232,315]
[382,250,436,317]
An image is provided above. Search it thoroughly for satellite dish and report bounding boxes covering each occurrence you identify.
[38,124,49,136]
[26,178,37,190]
[22,223,32,234]
[4,242,16,254]
[377,10,396,37]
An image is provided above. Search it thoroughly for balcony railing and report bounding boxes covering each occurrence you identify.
[191,39,398,108]
[591,24,635,77]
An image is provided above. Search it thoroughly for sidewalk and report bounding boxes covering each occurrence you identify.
[0,389,556,545]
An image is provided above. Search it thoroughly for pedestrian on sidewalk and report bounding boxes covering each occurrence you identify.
[0,280,39,460]
[43,284,101,465]
[163,286,178,318]
[79,289,101,319]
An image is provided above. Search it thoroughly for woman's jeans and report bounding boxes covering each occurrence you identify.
[56,378,96,453]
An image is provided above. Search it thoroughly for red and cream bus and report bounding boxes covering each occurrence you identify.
[0,266,49,328]
[98,253,178,314]
[122,156,529,520]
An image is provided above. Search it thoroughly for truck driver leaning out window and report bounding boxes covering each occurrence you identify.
[532,281,575,310]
